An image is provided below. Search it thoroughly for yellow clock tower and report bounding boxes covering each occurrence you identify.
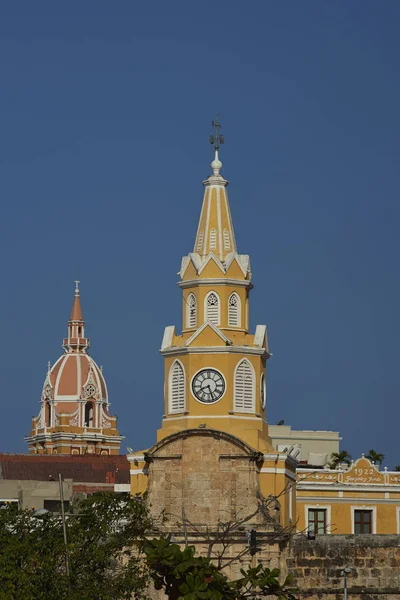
[130,121,296,529]
[159,118,272,453]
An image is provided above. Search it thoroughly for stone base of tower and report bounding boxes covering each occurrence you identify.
[129,428,296,530]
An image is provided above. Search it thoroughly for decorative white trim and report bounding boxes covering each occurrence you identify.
[223,188,237,252]
[260,372,266,411]
[198,253,226,276]
[185,320,231,347]
[217,188,223,261]
[163,414,263,422]
[186,293,197,329]
[76,354,81,396]
[168,360,186,414]
[178,278,252,289]
[397,507,400,533]
[130,468,149,475]
[297,495,400,504]
[203,187,212,256]
[351,505,376,534]
[161,326,176,351]
[161,346,269,358]
[127,454,145,462]
[114,484,131,492]
[204,290,220,326]
[234,358,256,413]
[228,292,241,327]
[260,468,296,481]
[254,325,267,349]
[304,504,332,534]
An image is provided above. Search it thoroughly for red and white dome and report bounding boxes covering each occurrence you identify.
[43,354,108,407]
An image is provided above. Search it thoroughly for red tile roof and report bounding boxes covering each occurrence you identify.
[0,454,130,484]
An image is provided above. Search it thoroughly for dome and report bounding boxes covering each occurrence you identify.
[43,354,108,408]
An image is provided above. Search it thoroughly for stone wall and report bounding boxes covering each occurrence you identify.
[286,534,400,600]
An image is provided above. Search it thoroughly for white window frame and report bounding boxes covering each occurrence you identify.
[197,230,204,251]
[186,293,197,329]
[396,507,400,534]
[351,505,377,534]
[168,360,186,414]
[305,504,332,535]
[209,228,217,250]
[204,291,220,326]
[228,292,241,327]
[233,358,256,413]
[223,228,230,250]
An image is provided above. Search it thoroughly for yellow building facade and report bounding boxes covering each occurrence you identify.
[129,129,296,529]
[296,456,400,535]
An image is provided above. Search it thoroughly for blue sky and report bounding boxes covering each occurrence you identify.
[1,1,399,467]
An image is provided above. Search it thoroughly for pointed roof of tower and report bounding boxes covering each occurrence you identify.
[193,117,237,262]
[70,280,83,321]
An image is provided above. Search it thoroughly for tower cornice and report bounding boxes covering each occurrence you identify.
[178,278,253,289]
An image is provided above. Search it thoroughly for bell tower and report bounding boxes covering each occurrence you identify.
[159,118,273,453]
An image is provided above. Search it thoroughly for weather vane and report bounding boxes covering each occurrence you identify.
[209,115,224,151]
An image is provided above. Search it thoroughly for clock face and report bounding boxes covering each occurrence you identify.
[45,385,52,398]
[192,369,225,404]
[260,373,266,410]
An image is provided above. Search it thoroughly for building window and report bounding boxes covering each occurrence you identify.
[228,292,240,327]
[187,293,197,328]
[84,402,94,427]
[46,402,52,427]
[205,291,220,325]
[210,228,217,250]
[197,230,204,251]
[223,229,230,250]
[234,359,255,412]
[169,360,185,414]
[308,509,327,535]
[354,509,372,534]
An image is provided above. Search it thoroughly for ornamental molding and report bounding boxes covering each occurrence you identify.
[178,278,252,289]
[161,345,270,358]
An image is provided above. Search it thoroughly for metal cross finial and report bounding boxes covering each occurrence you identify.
[75,280,80,295]
[47,361,51,372]
[209,115,224,151]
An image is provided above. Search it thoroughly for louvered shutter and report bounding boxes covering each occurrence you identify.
[234,360,255,412]
[187,294,197,328]
[197,230,204,251]
[228,293,240,327]
[170,362,185,413]
[206,292,219,325]
[223,229,230,250]
[210,228,217,250]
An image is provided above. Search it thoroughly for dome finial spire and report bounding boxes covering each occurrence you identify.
[209,114,224,176]
[75,280,80,296]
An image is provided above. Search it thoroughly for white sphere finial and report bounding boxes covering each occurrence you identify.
[211,150,222,176]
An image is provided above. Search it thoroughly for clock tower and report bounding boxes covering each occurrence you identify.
[130,122,296,530]
[159,117,273,453]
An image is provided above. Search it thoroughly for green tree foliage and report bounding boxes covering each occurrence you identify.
[0,493,152,600]
[394,465,400,472]
[144,536,297,600]
[366,449,385,465]
[329,450,352,469]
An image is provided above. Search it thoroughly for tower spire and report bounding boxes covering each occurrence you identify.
[70,280,83,321]
[64,282,89,353]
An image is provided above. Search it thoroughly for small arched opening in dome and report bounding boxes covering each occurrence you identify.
[84,402,94,427]
[46,402,52,428]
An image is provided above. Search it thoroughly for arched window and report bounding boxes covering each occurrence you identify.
[234,359,255,413]
[169,360,185,414]
[46,402,52,427]
[205,291,220,325]
[187,293,197,328]
[209,228,217,250]
[228,292,241,327]
[223,229,230,250]
[84,402,94,427]
[197,230,204,251]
